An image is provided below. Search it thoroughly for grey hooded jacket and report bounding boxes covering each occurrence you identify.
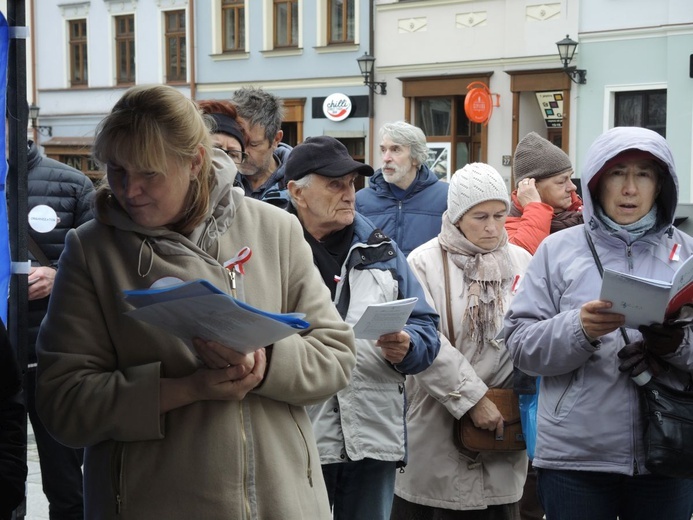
[504,127,693,476]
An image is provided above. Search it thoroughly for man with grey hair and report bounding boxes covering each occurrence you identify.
[356,121,448,256]
[231,86,292,205]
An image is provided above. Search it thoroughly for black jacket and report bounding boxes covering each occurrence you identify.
[0,321,27,519]
[27,141,94,358]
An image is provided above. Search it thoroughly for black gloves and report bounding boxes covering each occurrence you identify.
[638,322,685,357]
[617,340,663,377]
[618,321,686,378]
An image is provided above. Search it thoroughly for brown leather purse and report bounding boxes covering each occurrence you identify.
[454,388,526,452]
[440,247,526,453]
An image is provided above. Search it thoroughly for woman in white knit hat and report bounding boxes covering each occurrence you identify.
[393,163,532,520]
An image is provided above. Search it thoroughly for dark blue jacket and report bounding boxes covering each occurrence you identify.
[355,164,448,256]
[235,142,292,208]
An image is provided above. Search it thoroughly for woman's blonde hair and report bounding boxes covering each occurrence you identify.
[93,85,214,234]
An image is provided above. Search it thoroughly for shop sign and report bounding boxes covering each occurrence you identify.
[323,93,352,122]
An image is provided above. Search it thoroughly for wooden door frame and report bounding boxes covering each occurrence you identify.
[506,69,572,186]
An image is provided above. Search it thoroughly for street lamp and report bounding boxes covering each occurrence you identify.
[28,103,53,137]
[356,53,387,95]
[556,35,587,85]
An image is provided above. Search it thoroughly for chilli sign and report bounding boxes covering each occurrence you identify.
[323,93,352,122]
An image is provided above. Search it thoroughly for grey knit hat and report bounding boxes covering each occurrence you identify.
[447,163,509,224]
[513,132,573,186]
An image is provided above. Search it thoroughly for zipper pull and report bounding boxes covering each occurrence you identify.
[228,269,237,299]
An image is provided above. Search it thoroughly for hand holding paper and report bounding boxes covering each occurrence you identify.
[376,330,412,364]
[352,297,418,340]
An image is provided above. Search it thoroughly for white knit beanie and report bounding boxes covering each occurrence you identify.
[447,163,510,224]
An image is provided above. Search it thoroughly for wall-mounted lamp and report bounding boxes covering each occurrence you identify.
[556,35,587,85]
[357,53,387,95]
[28,103,53,137]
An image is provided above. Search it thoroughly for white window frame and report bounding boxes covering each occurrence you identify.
[602,82,667,132]
[315,0,359,51]
[212,0,249,56]
[262,0,303,53]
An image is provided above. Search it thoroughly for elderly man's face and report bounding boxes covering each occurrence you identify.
[291,173,358,240]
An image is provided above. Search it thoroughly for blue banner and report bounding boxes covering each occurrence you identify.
[0,13,9,324]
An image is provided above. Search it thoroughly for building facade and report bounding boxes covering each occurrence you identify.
[28,0,693,205]
[576,0,693,202]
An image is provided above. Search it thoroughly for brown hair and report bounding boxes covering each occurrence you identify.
[197,99,239,119]
[93,85,214,234]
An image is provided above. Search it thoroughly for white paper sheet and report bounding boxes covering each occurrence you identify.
[352,297,418,340]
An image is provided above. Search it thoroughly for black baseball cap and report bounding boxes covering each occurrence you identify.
[284,136,374,183]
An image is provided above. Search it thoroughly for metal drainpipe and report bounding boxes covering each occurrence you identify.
[367,0,375,166]
[189,0,196,100]
[30,0,37,143]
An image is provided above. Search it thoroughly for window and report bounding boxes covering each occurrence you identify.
[274,0,298,48]
[165,10,186,83]
[615,89,666,137]
[115,15,136,85]
[416,96,481,171]
[222,0,245,52]
[69,19,88,86]
[328,0,354,44]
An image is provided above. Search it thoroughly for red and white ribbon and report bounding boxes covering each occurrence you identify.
[224,246,252,275]
[670,243,681,262]
[511,274,521,295]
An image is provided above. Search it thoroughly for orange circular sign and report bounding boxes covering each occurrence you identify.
[464,87,493,124]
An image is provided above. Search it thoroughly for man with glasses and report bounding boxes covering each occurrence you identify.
[232,87,293,207]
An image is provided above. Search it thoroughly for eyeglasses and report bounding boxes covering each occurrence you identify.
[216,147,248,165]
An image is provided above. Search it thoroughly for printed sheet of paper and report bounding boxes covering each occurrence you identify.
[124,280,309,354]
[352,297,418,340]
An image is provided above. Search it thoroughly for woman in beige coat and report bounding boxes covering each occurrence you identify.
[393,163,531,520]
[35,85,355,520]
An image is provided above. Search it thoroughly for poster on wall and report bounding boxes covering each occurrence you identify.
[535,92,564,128]
[425,143,451,182]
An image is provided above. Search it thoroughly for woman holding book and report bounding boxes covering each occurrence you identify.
[35,85,356,520]
[505,126,693,520]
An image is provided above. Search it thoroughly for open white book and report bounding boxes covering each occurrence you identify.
[599,254,693,328]
[123,279,310,354]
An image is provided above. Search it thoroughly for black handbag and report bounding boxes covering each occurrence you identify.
[585,229,693,478]
[640,378,693,478]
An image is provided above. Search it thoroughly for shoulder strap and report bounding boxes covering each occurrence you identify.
[440,246,455,341]
[583,227,630,344]
[28,236,52,267]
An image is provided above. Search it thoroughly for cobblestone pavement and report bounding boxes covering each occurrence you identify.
[24,423,49,520]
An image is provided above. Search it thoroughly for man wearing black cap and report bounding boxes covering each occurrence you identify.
[284,136,441,520]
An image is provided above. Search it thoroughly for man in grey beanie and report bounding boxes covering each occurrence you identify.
[506,131,583,255]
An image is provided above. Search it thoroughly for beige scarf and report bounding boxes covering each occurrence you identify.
[437,211,514,352]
